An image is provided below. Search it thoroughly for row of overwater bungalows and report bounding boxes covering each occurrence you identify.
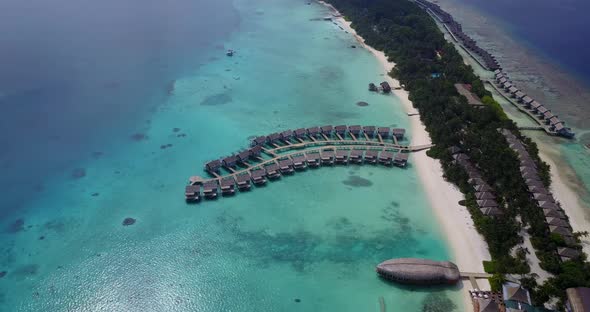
[494,70,575,138]
[414,0,500,71]
[251,125,406,147]
[449,146,502,217]
[186,149,409,202]
[501,129,581,262]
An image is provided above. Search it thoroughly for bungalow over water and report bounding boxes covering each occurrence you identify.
[364,150,378,164]
[294,128,307,140]
[306,152,321,167]
[363,126,376,138]
[292,154,307,170]
[349,125,362,138]
[185,185,200,202]
[320,125,333,137]
[392,128,406,140]
[278,158,294,174]
[206,160,222,174]
[378,127,390,138]
[334,125,347,137]
[307,126,320,139]
[265,163,281,179]
[349,149,364,163]
[280,129,294,143]
[521,95,533,104]
[237,150,252,164]
[335,150,349,164]
[235,173,251,191]
[222,155,238,169]
[252,136,267,146]
[379,151,394,166]
[220,178,236,196]
[321,150,335,165]
[203,180,219,199]
[250,168,267,185]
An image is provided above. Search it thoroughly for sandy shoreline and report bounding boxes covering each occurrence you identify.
[318,1,492,307]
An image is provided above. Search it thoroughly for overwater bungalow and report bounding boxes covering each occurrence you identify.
[278,158,294,174]
[265,163,281,179]
[380,81,392,93]
[249,145,262,158]
[548,116,563,126]
[250,168,267,185]
[475,192,495,200]
[537,106,549,116]
[235,174,251,191]
[543,111,554,121]
[280,129,294,142]
[320,125,333,137]
[267,132,282,144]
[321,150,335,165]
[203,180,219,199]
[185,185,200,202]
[349,149,364,163]
[222,155,238,169]
[392,128,406,140]
[521,95,533,104]
[294,128,307,139]
[508,86,519,96]
[498,77,508,85]
[307,126,320,139]
[546,217,569,228]
[348,125,362,137]
[364,150,378,164]
[252,136,267,146]
[550,225,573,237]
[237,150,252,164]
[530,101,541,112]
[393,153,409,167]
[205,160,222,174]
[494,69,501,75]
[379,151,394,166]
[334,125,347,136]
[306,152,321,167]
[377,127,390,138]
[514,91,526,100]
[363,126,376,138]
[495,72,505,80]
[558,248,581,262]
[503,82,513,91]
[335,150,349,164]
[220,178,236,196]
[292,154,307,170]
[477,199,499,208]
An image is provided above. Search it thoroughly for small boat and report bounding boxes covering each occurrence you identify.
[226,49,235,57]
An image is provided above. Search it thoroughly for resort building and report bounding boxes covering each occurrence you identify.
[566,287,590,312]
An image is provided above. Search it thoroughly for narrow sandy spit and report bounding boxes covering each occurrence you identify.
[319,1,492,308]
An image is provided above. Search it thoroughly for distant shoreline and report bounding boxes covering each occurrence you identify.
[317,1,492,308]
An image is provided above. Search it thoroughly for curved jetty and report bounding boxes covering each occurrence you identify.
[185,125,434,202]
[376,258,460,285]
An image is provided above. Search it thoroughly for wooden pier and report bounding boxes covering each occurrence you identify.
[186,125,433,202]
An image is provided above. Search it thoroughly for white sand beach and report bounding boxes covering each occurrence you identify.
[319,0,492,307]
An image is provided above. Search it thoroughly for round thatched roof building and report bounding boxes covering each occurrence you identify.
[376,258,460,285]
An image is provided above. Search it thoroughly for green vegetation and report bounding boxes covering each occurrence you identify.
[326,0,590,305]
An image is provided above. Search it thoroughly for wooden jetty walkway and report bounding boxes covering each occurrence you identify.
[185,125,434,202]
[460,272,493,289]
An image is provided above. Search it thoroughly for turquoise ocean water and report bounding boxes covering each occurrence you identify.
[0,0,462,311]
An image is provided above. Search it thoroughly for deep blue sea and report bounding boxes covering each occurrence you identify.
[0,0,239,216]
[462,0,590,84]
